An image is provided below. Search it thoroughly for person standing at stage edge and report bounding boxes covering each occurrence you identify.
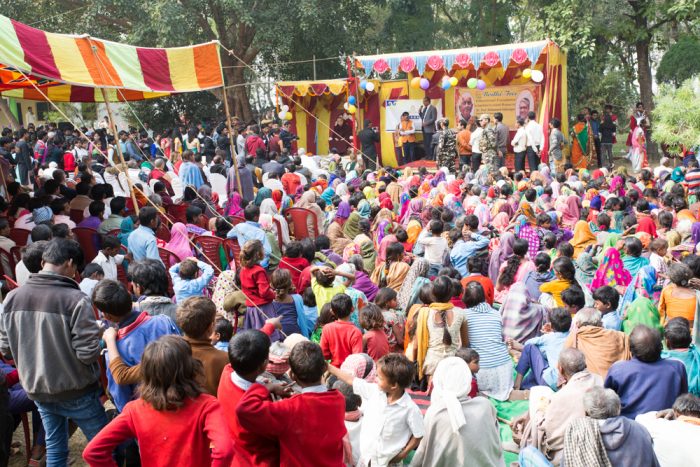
[494,112,509,169]
[525,111,543,173]
[420,97,437,160]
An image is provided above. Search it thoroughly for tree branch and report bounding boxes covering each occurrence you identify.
[440,2,469,42]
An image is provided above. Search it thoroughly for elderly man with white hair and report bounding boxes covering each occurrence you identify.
[410,357,504,467]
[563,308,631,377]
[563,386,659,467]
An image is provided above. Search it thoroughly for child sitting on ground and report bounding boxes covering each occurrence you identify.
[278,241,310,293]
[169,257,215,303]
[320,294,363,367]
[593,285,622,330]
[92,235,129,281]
[236,342,347,466]
[79,263,104,297]
[83,336,234,466]
[211,317,234,352]
[417,220,448,277]
[310,264,355,312]
[455,347,480,398]
[311,303,335,344]
[176,297,229,396]
[509,307,572,391]
[360,304,390,361]
[539,257,576,307]
[649,237,669,287]
[374,288,405,352]
[561,285,586,315]
[329,353,425,466]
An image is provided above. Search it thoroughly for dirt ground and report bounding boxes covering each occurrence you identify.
[10,426,88,467]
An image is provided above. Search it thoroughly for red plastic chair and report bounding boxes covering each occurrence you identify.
[69,208,84,224]
[155,221,171,242]
[4,275,18,290]
[271,217,285,248]
[158,247,179,296]
[224,238,242,271]
[194,235,225,273]
[230,216,246,226]
[286,207,319,240]
[0,249,16,279]
[8,228,31,246]
[73,227,101,263]
[166,204,188,224]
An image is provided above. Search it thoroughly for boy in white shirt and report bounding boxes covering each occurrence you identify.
[330,353,424,467]
[91,235,127,281]
[79,263,104,297]
[417,220,448,276]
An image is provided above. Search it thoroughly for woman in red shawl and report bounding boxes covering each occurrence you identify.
[636,215,657,238]
[272,190,283,211]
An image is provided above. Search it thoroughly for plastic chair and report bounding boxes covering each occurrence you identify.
[69,208,84,224]
[230,216,246,226]
[271,217,285,249]
[8,228,31,247]
[0,249,16,279]
[286,207,318,240]
[4,275,18,290]
[166,204,188,224]
[224,238,242,271]
[194,235,225,272]
[155,219,171,242]
[73,227,101,263]
[158,247,181,268]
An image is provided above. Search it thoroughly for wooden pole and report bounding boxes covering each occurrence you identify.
[99,88,140,214]
[346,57,359,153]
[221,85,243,197]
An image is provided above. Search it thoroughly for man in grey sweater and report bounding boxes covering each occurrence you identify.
[0,238,108,466]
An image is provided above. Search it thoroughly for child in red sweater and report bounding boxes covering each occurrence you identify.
[277,241,309,293]
[217,318,283,466]
[83,335,233,467]
[456,347,480,398]
[320,294,363,367]
[360,304,390,361]
[236,341,347,467]
[239,239,279,338]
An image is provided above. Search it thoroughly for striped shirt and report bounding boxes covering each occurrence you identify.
[464,303,512,368]
[686,168,700,192]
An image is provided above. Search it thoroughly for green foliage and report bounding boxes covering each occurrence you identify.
[127,92,222,130]
[657,36,700,86]
[653,80,700,150]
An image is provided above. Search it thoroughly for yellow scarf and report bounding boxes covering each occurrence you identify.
[415,302,454,379]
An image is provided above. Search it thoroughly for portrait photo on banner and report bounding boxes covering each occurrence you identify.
[454,84,540,130]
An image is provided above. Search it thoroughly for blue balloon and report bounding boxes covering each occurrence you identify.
[348,96,357,105]
[359,80,368,90]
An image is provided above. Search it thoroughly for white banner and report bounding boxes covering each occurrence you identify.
[385,99,443,133]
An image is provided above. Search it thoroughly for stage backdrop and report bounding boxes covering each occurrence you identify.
[385,99,443,132]
[454,84,540,130]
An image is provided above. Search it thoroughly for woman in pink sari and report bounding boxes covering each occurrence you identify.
[165,222,194,262]
[560,195,581,229]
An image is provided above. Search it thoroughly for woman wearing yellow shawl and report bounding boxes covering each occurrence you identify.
[570,220,598,259]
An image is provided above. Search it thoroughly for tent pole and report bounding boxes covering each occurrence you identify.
[346,57,358,153]
[221,85,243,197]
[99,88,140,214]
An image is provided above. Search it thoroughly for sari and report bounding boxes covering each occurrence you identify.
[165,222,194,261]
[571,121,595,169]
[488,233,514,283]
[622,255,650,277]
[570,220,597,259]
[343,212,362,239]
[561,195,581,228]
[590,248,632,290]
[397,259,430,312]
[327,221,351,255]
[226,191,244,217]
[370,260,411,291]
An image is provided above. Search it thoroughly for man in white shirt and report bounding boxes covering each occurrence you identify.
[91,236,127,281]
[525,111,543,173]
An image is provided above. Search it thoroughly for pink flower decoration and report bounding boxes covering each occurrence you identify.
[373,59,390,74]
[511,48,528,64]
[455,53,472,69]
[399,57,416,73]
[483,51,500,67]
[426,55,444,71]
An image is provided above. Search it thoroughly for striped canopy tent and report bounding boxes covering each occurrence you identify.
[0,13,224,101]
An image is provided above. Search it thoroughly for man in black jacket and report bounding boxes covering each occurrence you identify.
[358,119,380,170]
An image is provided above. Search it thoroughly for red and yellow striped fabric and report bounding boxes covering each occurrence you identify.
[0,14,223,93]
[1,85,169,102]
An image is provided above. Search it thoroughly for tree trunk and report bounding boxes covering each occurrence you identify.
[221,55,254,124]
[630,1,658,160]
[0,98,20,129]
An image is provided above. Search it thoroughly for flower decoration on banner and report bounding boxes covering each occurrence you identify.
[373,59,390,74]
[483,51,500,68]
[455,53,472,69]
[427,55,444,71]
[400,56,416,73]
[511,48,528,65]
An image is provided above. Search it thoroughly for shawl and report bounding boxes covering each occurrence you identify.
[320,187,335,204]
[370,260,410,291]
[590,248,631,291]
[501,282,548,344]
[165,222,194,261]
[335,201,351,220]
[226,191,244,217]
[271,189,283,210]
[118,216,135,247]
[622,297,662,335]
[397,258,430,311]
[386,182,402,207]
[401,198,424,227]
[343,212,362,239]
[295,190,325,234]
[254,187,272,206]
[327,221,352,255]
[430,357,471,433]
[564,325,631,377]
[357,200,371,218]
[340,353,377,383]
[379,197,394,211]
[622,255,650,277]
[561,195,581,227]
[571,220,597,259]
[488,232,515,283]
[563,417,613,467]
[357,241,377,275]
[636,216,657,238]
[353,270,379,301]
[415,302,454,379]
[523,270,554,301]
[662,345,700,396]
[374,219,394,250]
[575,252,598,287]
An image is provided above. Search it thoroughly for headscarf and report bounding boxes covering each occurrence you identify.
[165,222,194,261]
[590,248,632,290]
[401,198,424,227]
[671,167,684,183]
[357,200,371,218]
[561,195,581,227]
[634,231,652,249]
[397,258,430,311]
[295,190,325,234]
[226,191,244,217]
[491,212,509,233]
[386,182,402,207]
[430,357,472,434]
[636,216,657,238]
[260,198,280,217]
[570,220,597,259]
[118,216,135,247]
[488,232,515,283]
[340,353,377,383]
[335,201,351,220]
[363,186,377,201]
[271,190,283,210]
[379,197,394,211]
[343,212,362,239]
[320,187,335,204]
[575,252,598,287]
[254,187,272,206]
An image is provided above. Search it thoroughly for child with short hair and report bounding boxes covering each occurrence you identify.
[211,317,234,351]
[374,287,405,352]
[92,234,128,281]
[360,304,390,361]
[593,285,622,330]
[176,296,229,395]
[169,257,215,303]
[93,280,180,412]
[417,220,448,276]
[311,303,336,343]
[649,237,669,287]
[83,336,234,466]
[79,263,104,297]
[239,239,277,331]
[561,286,586,315]
[510,307,572,390]
[320,294,363,367]
[237,342,347,466]
[329,353,425,466]
[455,347,480,398]
[543,232,557,261]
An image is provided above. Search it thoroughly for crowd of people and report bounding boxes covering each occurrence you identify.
[0,107,698,467]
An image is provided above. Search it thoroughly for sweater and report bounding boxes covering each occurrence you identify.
[320,320,363,367]
[0,273,101,402]
[83,395,233,467]
[236,384,346,467]
[185,336,229,396]
[107,312,180,411]
[240,265,276,306]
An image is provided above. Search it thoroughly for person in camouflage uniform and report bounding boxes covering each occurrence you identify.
[434,118,458,173]
[478,113,498,174]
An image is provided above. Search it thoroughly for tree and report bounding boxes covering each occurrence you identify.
[657,36,700,86]
[652,79,700,151]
